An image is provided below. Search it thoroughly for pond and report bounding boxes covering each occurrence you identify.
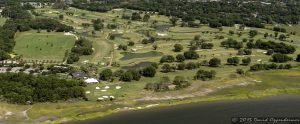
[120,51,163,61]
[156,25,170,32]
[122,62,156,70]
[80,32,97,38]
[111,34,130,40]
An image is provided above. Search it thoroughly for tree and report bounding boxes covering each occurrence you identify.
[242,57,251,65]
[227,57,240,65]
[161,64,175,73]
[177,63,186,70]
[152,44,158,50]
[93,22,104,31]
[194,70,216,81]
[142,66,156,77]
[99,69,113,81]
[120,71,133,82]
[185,62,198,70]
[236,69,245,75]
[59,14,64,20]
[184,51,199,59]
[131,12,142,21]
[237,49,252,55]
[170,17,178,26]
[279,34,286,41]
[229,30,234,35]
[264,33,268,38]
[194,35,200,41]
[174,44,183,52]
[129,70,141,81]
[173,76,189,88]
[209,58,221,67]
[160,55,175,63]
[145,83,155,90]
[249,30,258,38]
[143,14,150,22]
[128,41,135,46]
[275,32,279,37]
[201,43,214,49]
[176,54,186,62]
[246,42,255,49]
[272,53,293,63]
[266,49,274,55]
[297,54,300,62]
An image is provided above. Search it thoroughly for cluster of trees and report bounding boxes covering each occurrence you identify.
[271,53,293,63]
[190,37,214,50]
[30,18,74,32]
[194,70,216,81]
[71,0,123,12]
[273,27,287,33]
[99,65,157,82]
[221,38,243,49]
[124,0,300,28]
[122,12,151,22]
[0,5,32,60]
[0,73,86,104]
[160,51,200,63]
[253,40,296,54]
[145,76,189,91]
[161,61,203,73]
[250,63,292,71]
[92,18,104,31]
[67,38,93,64]
[141,37,156,44]
[237,49,252,55]
[227,57,251,66]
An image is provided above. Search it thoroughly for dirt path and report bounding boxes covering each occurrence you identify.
[20,106,33,120]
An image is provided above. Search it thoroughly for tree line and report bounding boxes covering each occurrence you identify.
[67,38,94,64]
[0,73,86,104]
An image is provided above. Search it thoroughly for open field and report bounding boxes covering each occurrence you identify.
[14,31,76,61]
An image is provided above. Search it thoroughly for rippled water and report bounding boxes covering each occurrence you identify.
[71,95,300,124]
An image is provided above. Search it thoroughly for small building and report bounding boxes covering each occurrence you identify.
[71,71,87,79]
[84,78,99,84]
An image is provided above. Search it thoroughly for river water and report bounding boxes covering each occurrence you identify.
[72,95,300,124]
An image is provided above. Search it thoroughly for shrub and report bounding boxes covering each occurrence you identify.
[194,70,216,81]
[209,58,221,67]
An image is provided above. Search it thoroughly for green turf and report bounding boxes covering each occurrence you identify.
[0,17,6,26]
[14,31,76,61]
[212,69,300,97]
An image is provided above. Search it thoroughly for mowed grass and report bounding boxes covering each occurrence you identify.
[14,31,76,61]
[0,17,6,26]
[212,69,300,98]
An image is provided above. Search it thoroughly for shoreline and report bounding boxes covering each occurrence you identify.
[62,89,298,124]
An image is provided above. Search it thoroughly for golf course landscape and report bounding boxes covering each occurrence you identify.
[0,0,300,124]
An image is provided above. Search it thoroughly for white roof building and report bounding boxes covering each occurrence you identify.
[84,78,99,84]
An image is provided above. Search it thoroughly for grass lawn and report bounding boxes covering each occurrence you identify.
[0,17,6,26]
[212,69,300,98]
[14,31,76,62]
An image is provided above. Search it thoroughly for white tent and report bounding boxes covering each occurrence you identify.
[84,78,99,84]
